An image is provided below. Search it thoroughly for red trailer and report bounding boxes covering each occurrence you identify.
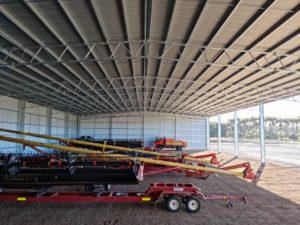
[0,183,246,213]
[154,138,188,151]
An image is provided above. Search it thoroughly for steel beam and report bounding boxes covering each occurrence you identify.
[0,31,105,114]
[154,0,241,111]
[0,69,87,114]
[2,40,298,74]
[199,78,300,116]
[88,0,135,111]
[120,0,141,109]
[171,5,300,114]
[148,0,176,110]
[24,2,122,113]
[0,11,107,114]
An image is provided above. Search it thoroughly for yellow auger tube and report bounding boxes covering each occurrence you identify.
[0,128,210,164]
[0,135,243,177]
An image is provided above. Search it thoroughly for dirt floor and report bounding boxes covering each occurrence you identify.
[0,152,300,225]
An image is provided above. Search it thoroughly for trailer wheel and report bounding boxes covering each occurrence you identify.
[185,197,201,213]
[166,196,181,212]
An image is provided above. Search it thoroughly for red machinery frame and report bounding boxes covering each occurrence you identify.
[185,153,220,165]
[0,183,246,212]
[21,144,256,181]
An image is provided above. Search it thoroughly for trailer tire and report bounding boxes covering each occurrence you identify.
[185,196,201,213]
[166,196,181,212]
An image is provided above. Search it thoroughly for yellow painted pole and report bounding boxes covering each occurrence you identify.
[0,128,211,164]
[0,128,173,157]
[0,135,243,177]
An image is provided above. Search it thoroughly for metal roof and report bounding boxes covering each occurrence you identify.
[0,0,299,117]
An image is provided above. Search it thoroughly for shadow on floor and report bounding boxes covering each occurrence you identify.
[254,163,266,185]
[219,156,238,167]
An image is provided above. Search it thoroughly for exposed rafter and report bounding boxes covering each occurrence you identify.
[0,0,299,117]
[1,40,298,74]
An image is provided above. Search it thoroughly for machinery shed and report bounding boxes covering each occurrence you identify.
[0,0,299,225]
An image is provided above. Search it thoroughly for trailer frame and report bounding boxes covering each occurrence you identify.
[0,183,246,213]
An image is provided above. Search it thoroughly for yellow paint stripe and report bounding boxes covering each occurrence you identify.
[17,197,26,201]
[142,197,151,201]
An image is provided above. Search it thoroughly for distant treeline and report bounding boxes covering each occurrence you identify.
[210,117,300,141]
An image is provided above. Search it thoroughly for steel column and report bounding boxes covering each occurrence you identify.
[64,113,69,138]
[206,117,210,150]
[175,116,178,140]
[16,99,26,153]
[259,104,266,164]
[142,114,145,147]
[46,107,52,143]
[234,111,238,157]
[218,115,221,153]
[109,116,113,140]
[76,115,80,138]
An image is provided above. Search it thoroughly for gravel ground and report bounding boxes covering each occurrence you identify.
[0,152,299,225]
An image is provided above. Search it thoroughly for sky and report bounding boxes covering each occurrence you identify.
[210,96,300,122]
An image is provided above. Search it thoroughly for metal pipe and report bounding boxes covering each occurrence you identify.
[234,111,238,157]
[17,99,26,153]
[259,104,266,164]
[206,117,210,150]
[64,113,69,138]
[218,115,221,153]
[0,128,209,164]
[0,135,244,177]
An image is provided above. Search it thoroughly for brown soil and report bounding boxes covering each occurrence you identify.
[0,152,299,225]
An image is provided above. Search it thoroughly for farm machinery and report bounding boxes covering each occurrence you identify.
[0,128,254,213]
[153,137,187,151]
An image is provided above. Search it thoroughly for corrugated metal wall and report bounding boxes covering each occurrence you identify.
[0,97,19,153]
[176,117,207,149]
[80,117,110,139]
[111,117,143,140]
[144,117,176,147]
[23,103,48,154]
[51,110,66,138]
[0,96,208,152]
[68,114,77,138]
[0,96,78,154]
[80,114,208,150]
